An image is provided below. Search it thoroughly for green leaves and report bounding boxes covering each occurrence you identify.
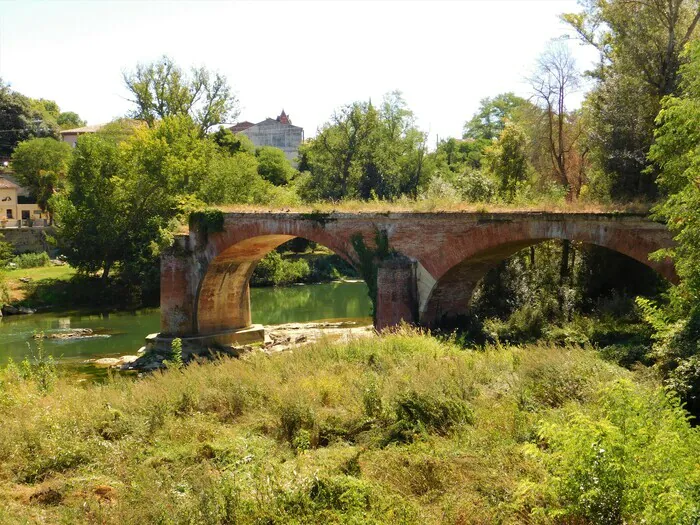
[524,380,700,523]
[10,137,72,214]
[123,55,239,136]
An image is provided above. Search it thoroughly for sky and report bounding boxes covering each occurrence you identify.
[0,0,599,143]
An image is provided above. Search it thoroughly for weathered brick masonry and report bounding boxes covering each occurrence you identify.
[160,212,676,344]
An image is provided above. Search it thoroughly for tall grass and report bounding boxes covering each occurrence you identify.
[0,330,697,523]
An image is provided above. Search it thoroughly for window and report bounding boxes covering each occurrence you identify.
[6,209,12,219]
[21,210,30,221]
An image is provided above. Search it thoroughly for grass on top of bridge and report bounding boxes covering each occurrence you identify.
[213,197,653,216]
[0,328,697,523]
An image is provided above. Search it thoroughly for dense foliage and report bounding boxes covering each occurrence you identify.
[0,79,84,156]
[10,137,72,217]
[640,38,700,417]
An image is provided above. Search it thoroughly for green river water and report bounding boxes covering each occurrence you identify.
[0,281,371,371]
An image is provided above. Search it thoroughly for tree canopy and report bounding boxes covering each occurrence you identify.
[123,56,239,135]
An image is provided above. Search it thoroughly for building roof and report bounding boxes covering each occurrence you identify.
[229,121,255,133]
[59,124,103,135]
[0,177,19,189]
[230,111,303,134]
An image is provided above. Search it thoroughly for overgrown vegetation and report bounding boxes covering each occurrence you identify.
[0,331,696,523]
[5,251,51,269]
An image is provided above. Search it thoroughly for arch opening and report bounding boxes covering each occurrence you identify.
[421,238,675,329]
[195,235,370,338]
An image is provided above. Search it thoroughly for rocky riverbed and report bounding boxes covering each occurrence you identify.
[89,321,375,372]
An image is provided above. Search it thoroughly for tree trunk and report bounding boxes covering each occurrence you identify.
[101,261,112,284]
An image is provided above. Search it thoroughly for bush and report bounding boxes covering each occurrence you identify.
[385,391,473,444]
[0,271,9,308]
[484,303,547,343]
[9,251,50,269]
[523,380,700,524]
[250,250,311,286]
[0,234,13,265]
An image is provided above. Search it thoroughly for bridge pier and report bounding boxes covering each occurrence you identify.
[160,239,197,337]
[375,257,418,330]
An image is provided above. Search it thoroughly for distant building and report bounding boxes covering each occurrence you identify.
[230,111,304,163]
[0,176,48,227]
[59,125,103,147]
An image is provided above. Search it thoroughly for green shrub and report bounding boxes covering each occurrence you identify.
[523,380,700,523]
[0,271,9,308]
[484,303,546,343]
[250,250,311,286]
[279,401,316,446]
[385,391,473,444]
[0,233,13,265]
[164,337,184,370]
[9,251,50,269]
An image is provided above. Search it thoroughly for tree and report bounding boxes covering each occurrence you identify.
[486,123,530,200]
[300,101,377,200]
[211,127,255,155]
[256,146,295,185]
[53,116,215,285]
[10,138,72,219]
[57,111,86,129]
[463,93,529,141]
[300,92,429,201]
[123,55,239,135]
[563,0,700,199]
[641,40,700,416]
[0,80,58,156]
[530,43,584,200]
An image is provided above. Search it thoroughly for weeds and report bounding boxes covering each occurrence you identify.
[0,331,696,523]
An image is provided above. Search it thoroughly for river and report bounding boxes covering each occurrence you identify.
[0,281,372,371]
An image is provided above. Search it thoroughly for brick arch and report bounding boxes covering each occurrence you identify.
[419,221,677,326]
[194,220,358,336]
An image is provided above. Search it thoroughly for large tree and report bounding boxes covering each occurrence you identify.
[529,43,586,201]
[123,56,239,135]
[0,81,57,156]
[642,39,700,416]
[299,91,428,201]
[52,116,215,284]
[10,137,72,220]
[463,93,529,141]
[563,0,700,198]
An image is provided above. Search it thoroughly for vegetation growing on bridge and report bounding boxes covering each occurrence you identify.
[0,330,697,523]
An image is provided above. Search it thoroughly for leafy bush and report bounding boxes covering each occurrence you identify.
[164,338,184,370]
[484,303,547,343]
[523,380,700,524]
[385,390,473,444]
[250,250,311,286]
[0,234,13,265]
[0,271,9,308]
[9,251,50,269]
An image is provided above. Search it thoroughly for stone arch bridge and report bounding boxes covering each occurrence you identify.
[159,211,676,346]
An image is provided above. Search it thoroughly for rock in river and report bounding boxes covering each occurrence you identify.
[34,328,95,340]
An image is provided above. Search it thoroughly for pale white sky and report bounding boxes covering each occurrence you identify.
[0,0,598,142]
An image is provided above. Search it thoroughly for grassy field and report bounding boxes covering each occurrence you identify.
[4,265,76,304]
[0,329,697,524]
